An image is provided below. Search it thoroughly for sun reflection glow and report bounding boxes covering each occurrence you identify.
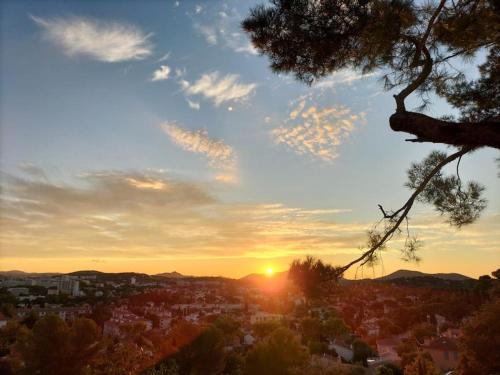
[266,267,273,276]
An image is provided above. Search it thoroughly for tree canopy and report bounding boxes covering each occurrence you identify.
[243,0,499,277]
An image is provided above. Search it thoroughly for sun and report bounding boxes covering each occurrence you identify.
[266,267,274,277]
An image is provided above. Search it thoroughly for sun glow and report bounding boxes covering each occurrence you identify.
[266,267,274,277]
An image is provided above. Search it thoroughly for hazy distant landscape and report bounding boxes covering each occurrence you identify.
[1,0,499,374]
[1,266,498,374]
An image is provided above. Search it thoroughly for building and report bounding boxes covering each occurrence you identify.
[7,287,29,297]
[376,337,403,364]
[422,337,459,372]
[57,275,80,296]
[250,312,283,324]
[16,305,91,322]
[0,313,8,328]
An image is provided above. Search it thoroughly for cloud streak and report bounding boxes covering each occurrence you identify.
[31,15,153,62]
[161,122,236,170]
[313,69,376,90]
[192,6,257,55]
[180,71,256,107]
[0,169,357,260]
[1,169,498,277]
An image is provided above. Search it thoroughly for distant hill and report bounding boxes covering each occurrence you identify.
[155,271,186,278]
[0,270,61,278]
[375,269,473,281]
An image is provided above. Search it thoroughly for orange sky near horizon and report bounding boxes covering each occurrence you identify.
[2,245,499,279]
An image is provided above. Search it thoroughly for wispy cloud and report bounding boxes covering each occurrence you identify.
[31,15,153,62]
[18,162,47,180]
[2,168,498,275]
[194,24,218,44]
[313,69,376,90]
[192,6,257,55]
[187,99,201,110]
[181,71,256,107]
[156,52,170,62]
[161,122,236,171]
[151,65,171,81]
[272,100,366,162]
[0,169,356,259]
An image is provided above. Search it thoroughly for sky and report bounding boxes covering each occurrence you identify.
[1,0,499,279]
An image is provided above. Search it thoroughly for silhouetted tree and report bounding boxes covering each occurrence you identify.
[288,256,340,299]
[323,317,350,339]
[15,315,101,375]
[458,298,500,374]
[244,327,308,375]
[404,352,439,375]
[165,326,226,375]
[352,339,376,366]
[375,363,404,375]
[252,320,282,339]
[243,0,499,276]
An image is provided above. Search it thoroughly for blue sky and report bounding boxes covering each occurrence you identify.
[1,0,499,278]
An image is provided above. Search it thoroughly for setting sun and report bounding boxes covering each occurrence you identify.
[266,267,274,277]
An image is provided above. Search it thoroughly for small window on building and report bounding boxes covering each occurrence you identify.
[444,351,449,360]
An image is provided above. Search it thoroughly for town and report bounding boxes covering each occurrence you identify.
[0,268,498,374]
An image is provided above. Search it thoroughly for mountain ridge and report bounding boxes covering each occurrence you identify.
[0,269,475,281]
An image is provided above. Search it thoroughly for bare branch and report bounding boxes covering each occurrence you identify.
[335,146,474,277]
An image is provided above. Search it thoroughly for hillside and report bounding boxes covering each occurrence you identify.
[376,269,473,281]
[155,271,186,278]
[0,270,61,278]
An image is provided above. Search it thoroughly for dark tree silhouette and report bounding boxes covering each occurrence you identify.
[289,256,340,299]
[243,0,499,277]
[458,298,500,374]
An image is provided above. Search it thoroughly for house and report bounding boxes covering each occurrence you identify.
[376,337,402,364]
[7,287,29,296]
[16,305,91,322]
[250,312,283,324]
[0,313,9,328]
[422,337,459,372]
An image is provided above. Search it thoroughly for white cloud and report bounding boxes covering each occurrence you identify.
[156,52,170,62]
[194,24,218,45]
[272,101,366,162]
[31,15,153,62]
[161,122,236,171]
[187,100,201,110]
[313,69,376,90]
[181,71,256,106]
[151,65,171,81]
[192,7,257,55]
